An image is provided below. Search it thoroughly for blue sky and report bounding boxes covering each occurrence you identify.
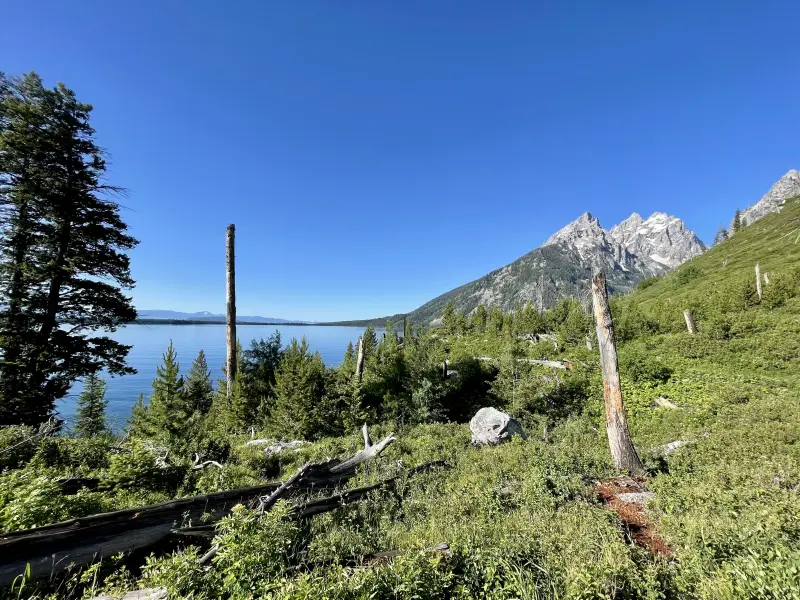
[3,1,799,321]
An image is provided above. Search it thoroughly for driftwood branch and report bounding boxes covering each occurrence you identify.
[192,453,223,470]
[0,425,396,585]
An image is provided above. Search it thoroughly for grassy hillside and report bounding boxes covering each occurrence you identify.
[3,202,800,599]
[631,196,800,309]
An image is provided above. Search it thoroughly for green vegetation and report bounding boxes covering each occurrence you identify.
[0,72,137,427]
[2,199,800,598]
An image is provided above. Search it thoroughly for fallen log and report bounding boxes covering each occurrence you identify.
[57,477,101,495]
[89,588,167,600]
[0,424,395,585]
[473,356,573,370]
[173,460,447,539]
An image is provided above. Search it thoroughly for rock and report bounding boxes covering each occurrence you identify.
[741,169,800,226]
[469,407,526,446]
[615,491,654,505]
[655,440,692,457]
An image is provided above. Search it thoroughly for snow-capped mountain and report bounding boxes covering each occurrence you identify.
[385,210,705,325]
[608,212,707,270]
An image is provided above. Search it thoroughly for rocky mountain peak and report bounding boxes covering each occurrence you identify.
[544,211,604,246]
[609,212,706,270]
[741,169,800,226]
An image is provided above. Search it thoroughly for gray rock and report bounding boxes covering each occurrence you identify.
[615,491,655,504]
[470,407,526,446]
[656,440,692,457]
[740,169,800,226]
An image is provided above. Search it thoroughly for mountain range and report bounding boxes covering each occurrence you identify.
[137,310,298,324]
[337,169,798,327]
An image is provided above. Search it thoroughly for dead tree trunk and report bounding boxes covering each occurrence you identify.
[226,224,237,398]
[764,271,770,285]
[755,263,762,301]
[537,273,544,314]
[355,336,365,383]
[683,309,697,335]
[0,425,397,585]
[585,334,593,351]
[590,271,644,475]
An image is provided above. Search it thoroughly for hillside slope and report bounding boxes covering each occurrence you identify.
[629,196,800,314]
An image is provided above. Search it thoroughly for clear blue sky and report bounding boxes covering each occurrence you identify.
[3,1,799,321]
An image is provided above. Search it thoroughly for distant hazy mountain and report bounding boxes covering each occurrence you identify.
[137,310,297,323]
[740,169,800,226]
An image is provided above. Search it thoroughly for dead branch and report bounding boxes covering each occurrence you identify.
[0,424,397,585]
[192,453,223,471]
[473,356,573,370]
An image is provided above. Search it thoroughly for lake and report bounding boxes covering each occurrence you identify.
[56,324,383,429]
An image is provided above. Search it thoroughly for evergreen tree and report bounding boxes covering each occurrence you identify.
[269,338,327,440]
[74,373,109,437]
[515,302,544,335]
[732,209,743,233]
[442,301,457,334]
[232,331,284,427]
[470,304,487,333]
[455,310,469,334]
[362,326,378,360]
[183,349,213,415]
[129,342,188,450]
[341,341,356,376]
[713,226,729,246]
[487,306,504,336]
[0,73,137,426]
[502,313,514,337]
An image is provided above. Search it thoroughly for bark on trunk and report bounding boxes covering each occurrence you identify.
[226,224,237,398]
[683,309,697,335]
[355,336,365,383]
[755,263,762,301]
[590,271,644,475]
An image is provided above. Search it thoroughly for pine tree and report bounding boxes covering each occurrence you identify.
[269,338,327,440]
[732,209,743,233]
[129,341,188,450]
[0,73,137,426]
[442,301,457,334]
[362,326,378,361]
[470,304,487,333]
[341,341,356,375]
[487,306,504,336]
[713,226,729,246]
[183,349,213,415]
[74,373,109,437]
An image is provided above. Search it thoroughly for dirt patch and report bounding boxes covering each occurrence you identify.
[595,476,672,558]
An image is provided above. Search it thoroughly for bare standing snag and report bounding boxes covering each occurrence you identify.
[590,271,644,475]
[226,224,237,398]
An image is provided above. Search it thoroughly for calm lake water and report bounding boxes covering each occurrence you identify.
[56,324,383,429]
